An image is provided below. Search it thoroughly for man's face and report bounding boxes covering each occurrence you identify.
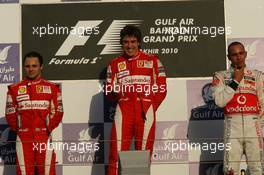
[24,57,43,80]
[228,44,247,69]
[122,35,140,57]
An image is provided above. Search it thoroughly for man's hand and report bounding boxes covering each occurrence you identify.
[233,65,244,83]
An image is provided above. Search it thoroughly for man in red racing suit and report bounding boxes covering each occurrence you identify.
[5,51,63,175]
[212,42,264,175]
[106,25,167,175]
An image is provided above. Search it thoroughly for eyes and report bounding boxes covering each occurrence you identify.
[24,64,39,68]
[123,40,137,45]
[230,51,245,57]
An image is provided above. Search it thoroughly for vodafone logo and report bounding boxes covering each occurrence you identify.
[237,95,246,105]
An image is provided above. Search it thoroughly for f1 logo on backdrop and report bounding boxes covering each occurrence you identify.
[22,2,226,80]
[55,20,142,56]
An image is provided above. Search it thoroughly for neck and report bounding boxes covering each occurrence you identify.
[123,51,140,59]
[26,75,42,81]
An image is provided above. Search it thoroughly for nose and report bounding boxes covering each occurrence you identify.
[28,66,34,71]
[237,55,243,61]
[127,41,133,48]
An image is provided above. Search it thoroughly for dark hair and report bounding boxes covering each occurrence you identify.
[120,25,141,45]
[227,41,245,55]
[23,51,43,66]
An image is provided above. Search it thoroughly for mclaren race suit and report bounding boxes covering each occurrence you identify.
[212,67,264,175]
[5,78,64,175]
[105,51,167,175]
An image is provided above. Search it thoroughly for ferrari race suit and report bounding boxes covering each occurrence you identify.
[5,77,64,175]
[212,67,264,175]
[105,51,167,175]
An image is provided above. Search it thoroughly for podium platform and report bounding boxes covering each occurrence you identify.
[118,150,150,175]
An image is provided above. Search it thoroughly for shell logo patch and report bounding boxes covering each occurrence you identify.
[18,86,27,95]
[118,62,126,71]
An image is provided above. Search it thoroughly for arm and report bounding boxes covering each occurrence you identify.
[153,58,167,111]
[46,84,64,133]
[105,64,119,101]
[212,72,237,108]
[5,87,18,131]
[256,71,264,118]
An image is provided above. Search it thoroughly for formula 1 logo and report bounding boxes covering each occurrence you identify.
[55,20,142,56]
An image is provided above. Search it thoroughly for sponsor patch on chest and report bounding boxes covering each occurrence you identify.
[244,75,256,86]
[18,86,27,95]
[36,85,51,94]
[137,60,153,68]
[244,75,255,81]
[16,94,30,102]
[118,61,127,71]
[117,70,130,78]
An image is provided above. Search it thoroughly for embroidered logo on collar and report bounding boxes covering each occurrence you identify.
[18,86,27,95]
[118,61,126,71]
[36,85,51,94]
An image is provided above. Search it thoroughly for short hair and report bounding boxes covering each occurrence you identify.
[120,25,141,45]
[23,51,43,66]
[227,41,245,55]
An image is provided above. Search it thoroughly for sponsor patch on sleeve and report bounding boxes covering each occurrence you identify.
[212,76,220,85]
[6,94,15,114]
[107,65,112,83]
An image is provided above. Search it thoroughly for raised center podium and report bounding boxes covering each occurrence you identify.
[118,150,150,175]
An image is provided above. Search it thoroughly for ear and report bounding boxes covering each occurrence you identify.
[227,54,231,61]
[40,65,43,71]
[244,51,247,57]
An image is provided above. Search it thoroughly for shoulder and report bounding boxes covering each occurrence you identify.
[109,56,125,65]
[41,79,61,89]
[41,79,55,85]
[107,56,127,73]
[213,70,228,76]
[244,69,264,79]
[212,70,230,82]
[250,69,262,75]
[140,51,158,60]
[8,80,25,90]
